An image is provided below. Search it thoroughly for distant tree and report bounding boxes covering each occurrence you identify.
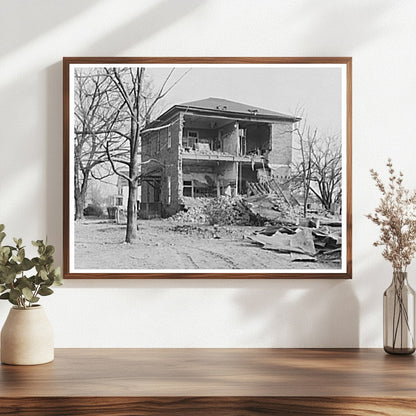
[291,118,317,217]
[310,135,342,211]
[290,112,342,215]
[73,69,118,220]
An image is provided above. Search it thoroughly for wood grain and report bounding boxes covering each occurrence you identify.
[1,349,415,415]
[63,57,352,279]
[1,397,416,416]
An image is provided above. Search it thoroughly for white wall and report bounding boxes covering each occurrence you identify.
[0,0,415,347]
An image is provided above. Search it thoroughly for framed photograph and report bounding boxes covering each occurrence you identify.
[63,57,352,279]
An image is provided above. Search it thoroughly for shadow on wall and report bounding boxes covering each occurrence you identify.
[0,0,102,56]
[84,0,206,55]
[44,0,205,262]
[290,0,394,53]
[233,279,359,347]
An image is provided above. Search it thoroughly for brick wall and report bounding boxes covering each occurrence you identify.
[221,121,238,155]
[159,113,182,216]
[140,113,182,216]
[268,122,293,166]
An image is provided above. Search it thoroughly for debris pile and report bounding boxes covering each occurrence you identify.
[204,196,252,225]
[169,193,295,226]
[168,196,253,226]
[168,196,341,262]
[246,223,342,263]
[167,194,342,263]
[168,197,210,224]
[243,194,292,224]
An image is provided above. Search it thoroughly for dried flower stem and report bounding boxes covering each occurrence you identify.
[366,159,416,272]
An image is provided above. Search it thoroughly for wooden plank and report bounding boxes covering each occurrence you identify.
[0,397,416,416]
[1,348,415,415]
[1,349,416,397]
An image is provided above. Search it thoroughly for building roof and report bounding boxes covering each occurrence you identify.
[147,97,300,128]
[179,97,297,119]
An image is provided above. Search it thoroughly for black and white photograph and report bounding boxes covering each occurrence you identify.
[64,58,351,278]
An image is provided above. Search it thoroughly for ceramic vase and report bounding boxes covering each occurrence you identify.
[1,305,54,365]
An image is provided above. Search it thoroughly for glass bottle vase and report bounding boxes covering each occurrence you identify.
[383,271,416,355]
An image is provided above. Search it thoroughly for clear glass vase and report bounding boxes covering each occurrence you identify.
[383,271,415,355]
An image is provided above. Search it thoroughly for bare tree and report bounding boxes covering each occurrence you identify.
[310,135,342,211]
[101,67,189,243]
[290,112,342,216]
[74,66,189,242]
[291,119,317,217]
[73,69,119,220]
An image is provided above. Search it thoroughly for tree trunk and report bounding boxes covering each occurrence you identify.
[125,181,137,243]
[74,193,85,220]
[74,170,90,220]
[303,184,309,218]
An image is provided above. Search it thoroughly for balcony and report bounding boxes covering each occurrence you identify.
[181,145,264,164]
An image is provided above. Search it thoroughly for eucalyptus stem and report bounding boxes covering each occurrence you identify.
[0,225,62,308]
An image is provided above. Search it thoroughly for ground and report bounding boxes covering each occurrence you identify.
[74,219,339,271]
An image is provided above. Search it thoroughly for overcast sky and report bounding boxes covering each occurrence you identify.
[146,65,343,136]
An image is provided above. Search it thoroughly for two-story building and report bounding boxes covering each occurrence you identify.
[140,97,300,218]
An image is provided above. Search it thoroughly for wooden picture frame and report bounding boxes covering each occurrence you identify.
[63,57,352,279]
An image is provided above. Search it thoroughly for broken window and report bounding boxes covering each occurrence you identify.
[183,180,193,197]
[239,128,247,156]
[183,130,199,149]
[167,126,172,149]
[167,176,171,205]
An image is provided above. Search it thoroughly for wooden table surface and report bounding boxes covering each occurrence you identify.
[1,348,415,415]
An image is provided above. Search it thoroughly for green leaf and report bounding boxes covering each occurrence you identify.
[32,240,43,247]
[0,287,7,295]
[0,224,5,232]
[8,297,18,306]
[12,237,23,249]
[20,258,33,271]
[45,245,55,256]
[39,269,48,281]
[0,232,6,245]
[4,245,17,251]
[1,271,16,285]
[0,247,10,265]
[22,287,34,301]
[52,267,63,285]
[17,248,25,263]
[38,287,53,296]
[9,288,21,301]
[17,276,35,290]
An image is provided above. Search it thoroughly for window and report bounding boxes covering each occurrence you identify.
[167,126,171,149]
[183,180,193,197]
[167,176,171,205]
[183,130,199,149]
[115,196,123,206]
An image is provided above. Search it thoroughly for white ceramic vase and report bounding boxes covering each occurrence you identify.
[1,305,54,365]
